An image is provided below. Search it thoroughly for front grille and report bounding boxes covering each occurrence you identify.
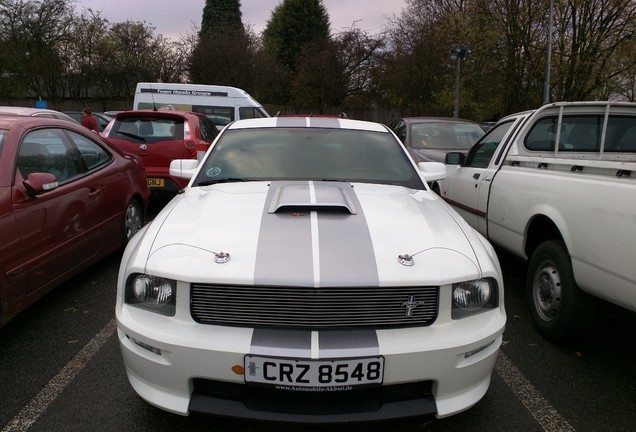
[190,284,439,329]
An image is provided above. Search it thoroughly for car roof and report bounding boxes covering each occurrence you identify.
[0,106,63,115]
[395,117,482,125]
[0,113,95,129]
[0,106,79,123]
[227,116,390,133]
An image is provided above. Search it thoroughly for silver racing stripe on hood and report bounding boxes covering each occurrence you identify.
[318,330,380,357]
[251,181,381,358]
[253,181,314,286]
[250,329,312,357]
[274,116,342,128]
[253,181,379,287]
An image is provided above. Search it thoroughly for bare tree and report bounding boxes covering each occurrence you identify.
[550,0,636,101]
[59,9,110,99]
[95,20,165,99]
[333,27,386,108]
[0,0,74,99]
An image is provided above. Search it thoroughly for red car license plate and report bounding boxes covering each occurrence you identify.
[147,178,164,187]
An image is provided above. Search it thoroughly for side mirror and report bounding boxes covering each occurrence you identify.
[169,159,199,179]
[445,152,465,165]
[23,172,59,196]
[417,162,447,182]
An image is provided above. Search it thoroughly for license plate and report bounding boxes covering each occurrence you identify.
[244,355,384,388]
[147,178,164,187]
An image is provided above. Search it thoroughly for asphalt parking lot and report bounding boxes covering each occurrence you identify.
[1,202,634,432]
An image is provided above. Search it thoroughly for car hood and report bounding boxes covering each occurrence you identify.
[137,181,483,286]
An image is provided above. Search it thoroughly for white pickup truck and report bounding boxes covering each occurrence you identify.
[437,101,636,339]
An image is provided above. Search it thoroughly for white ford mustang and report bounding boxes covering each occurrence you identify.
[116,116,506,423]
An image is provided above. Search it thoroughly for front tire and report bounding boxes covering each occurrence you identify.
[123,199,143,247]
[526,240,596,340]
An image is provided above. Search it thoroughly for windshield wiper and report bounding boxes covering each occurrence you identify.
[197,178,250,186]
[115,130,143,141]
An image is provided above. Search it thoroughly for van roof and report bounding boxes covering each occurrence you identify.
[135,83,252,99]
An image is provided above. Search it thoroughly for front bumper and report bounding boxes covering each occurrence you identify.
[116,303,505,423]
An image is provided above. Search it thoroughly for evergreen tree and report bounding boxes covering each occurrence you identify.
[200,0,242,36]
[262,0,331,71]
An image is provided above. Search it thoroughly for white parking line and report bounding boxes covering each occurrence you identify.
[1,319,116,432]
[496,352,576,432]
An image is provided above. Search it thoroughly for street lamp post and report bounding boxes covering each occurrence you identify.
[449,45,471,118]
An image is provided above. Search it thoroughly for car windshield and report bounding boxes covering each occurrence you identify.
[410,122,484,150]
[191,106,235,127]
[194,127,424,189]
[111,116,184,143]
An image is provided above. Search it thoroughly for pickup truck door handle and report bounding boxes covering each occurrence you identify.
[473,173,481,180]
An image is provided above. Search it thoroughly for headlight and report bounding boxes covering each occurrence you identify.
[125,274,176,316]
[452,278,498,319]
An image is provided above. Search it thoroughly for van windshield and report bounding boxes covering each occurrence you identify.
[239,106,269,120]
[192,106,234,127]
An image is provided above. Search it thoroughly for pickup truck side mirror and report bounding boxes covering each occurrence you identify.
[445,152,465,165]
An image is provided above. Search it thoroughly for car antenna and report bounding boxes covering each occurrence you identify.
[149,82,158,111]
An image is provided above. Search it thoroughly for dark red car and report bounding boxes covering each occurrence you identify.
[102,110,219,197]
[0,114,150,326]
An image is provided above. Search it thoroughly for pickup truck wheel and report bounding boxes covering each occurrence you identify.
[526,240,596,340]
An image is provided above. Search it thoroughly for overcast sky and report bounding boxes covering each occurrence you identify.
[74,0,407,40]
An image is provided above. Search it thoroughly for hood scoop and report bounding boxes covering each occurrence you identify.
[268,182,357,214]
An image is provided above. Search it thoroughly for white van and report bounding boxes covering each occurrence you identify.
[133,82,269,129]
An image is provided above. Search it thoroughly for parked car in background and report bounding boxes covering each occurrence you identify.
[116,116,506,422]
[388,117,485,193]
[0,106,79,124]
[389,117,485,162]
[104,110,124,117]
[0,115,150,327]
[63,111,113,132]
[481,121,497,131]
[101,110,219,198]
